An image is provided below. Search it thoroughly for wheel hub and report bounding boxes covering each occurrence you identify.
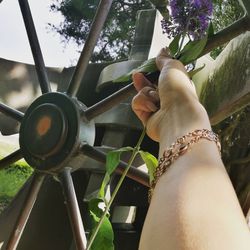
[19,92,95,172]
[23,103,68,158]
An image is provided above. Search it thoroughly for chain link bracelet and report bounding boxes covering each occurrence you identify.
[148,129,221,203]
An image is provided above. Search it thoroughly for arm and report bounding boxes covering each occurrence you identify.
[132,48,250,250]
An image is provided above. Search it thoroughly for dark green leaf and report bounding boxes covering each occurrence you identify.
[178,36,208,65]
[188,64,205,79]
[207,22,214,38]
[139,151,158,184]
[169,34,181,57]
[113,58,157,83]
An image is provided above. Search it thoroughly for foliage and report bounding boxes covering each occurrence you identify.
[113,3,213,82]
[0,161,33,213]
[49,0,243,63]
[49,0,152,62]
[113,58,158,83]
[88,198,114,250]
[210,0,243,58]
[86,128,158,249]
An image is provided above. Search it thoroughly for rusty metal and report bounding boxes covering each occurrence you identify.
[84,83,136,120]
[0,102,24,122]
[0,149,23,170]
[66,0,113,97]
[59,168,87,250]
[80,144,150,187]
[5,173,45,250]
[18,0,51,94]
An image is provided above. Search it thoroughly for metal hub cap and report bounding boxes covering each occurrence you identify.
[23,103,68,158]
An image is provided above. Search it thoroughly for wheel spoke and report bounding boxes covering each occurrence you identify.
[80,144,150,187]
[0,149,23,170]
[66,0,113,97]
[84,83,135,120]
[0,102,24,122]
[18,0,51,94]
[59,168,87,250]
[5,173,45,250]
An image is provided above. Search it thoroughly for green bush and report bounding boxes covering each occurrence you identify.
[0,160,33,213]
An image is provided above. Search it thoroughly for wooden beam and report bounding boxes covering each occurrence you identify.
[195,32,250,125]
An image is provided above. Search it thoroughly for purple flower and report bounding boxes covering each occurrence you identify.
[162,0,213,40]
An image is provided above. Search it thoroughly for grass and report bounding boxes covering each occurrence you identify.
[0,160,33,213]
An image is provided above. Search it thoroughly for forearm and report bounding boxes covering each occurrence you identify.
[140,103,250,250]
[133,50,250,249]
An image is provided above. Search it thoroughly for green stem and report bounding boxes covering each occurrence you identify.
[86,127,146,250]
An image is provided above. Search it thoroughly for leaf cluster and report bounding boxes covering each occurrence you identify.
[49,0,152,62]
[87,132,157,249]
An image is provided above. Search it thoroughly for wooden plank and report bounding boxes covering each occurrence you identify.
[195,32,250,125]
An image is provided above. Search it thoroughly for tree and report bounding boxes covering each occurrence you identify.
[49,0,152,62]
[49,0,244,62]
[210,0,243,58]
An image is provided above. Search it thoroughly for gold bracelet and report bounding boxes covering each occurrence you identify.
[148,129,221,203]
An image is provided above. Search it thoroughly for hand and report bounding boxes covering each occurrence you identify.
[132,48,207,143]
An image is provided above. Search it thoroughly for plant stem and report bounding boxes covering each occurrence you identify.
[86,127,146,250]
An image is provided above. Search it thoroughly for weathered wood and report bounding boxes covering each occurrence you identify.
[195,32,250,125]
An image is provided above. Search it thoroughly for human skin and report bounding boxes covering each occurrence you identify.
[131,48,250,250]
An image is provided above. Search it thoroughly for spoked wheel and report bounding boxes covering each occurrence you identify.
[0,0,149,249]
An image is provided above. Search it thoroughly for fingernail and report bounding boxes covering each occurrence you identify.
[148,90,156,97]
[148,90,160,102]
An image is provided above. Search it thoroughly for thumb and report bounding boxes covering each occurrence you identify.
[155,47,173,71]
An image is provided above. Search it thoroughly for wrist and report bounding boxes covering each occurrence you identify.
[158,100,211,157]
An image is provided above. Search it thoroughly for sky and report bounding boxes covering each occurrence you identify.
[0,0,81,67]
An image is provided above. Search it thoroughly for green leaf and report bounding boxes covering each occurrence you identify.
[139,151,158,184]
[113,72,133,83]
[207,22,214,38]
[99,173,110,199]
[187,64,205,79]
[169,34,181,57]
[178,36,208,65]
[135,57,158,73]
[89,198,106,218]
[88,199,114,250]
[89,215,114,250]
[106,146,133,175]
[113,58,157,83]
[98,146,134,198]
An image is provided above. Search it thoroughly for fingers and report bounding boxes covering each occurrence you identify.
[133,87,159,112]
[132,86,159,125]
[155,48,172,71]
[132,72,155,92]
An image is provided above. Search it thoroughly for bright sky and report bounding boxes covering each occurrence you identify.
[0,0,81,67]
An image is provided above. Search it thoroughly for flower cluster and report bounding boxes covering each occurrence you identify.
[162,0,213,40]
